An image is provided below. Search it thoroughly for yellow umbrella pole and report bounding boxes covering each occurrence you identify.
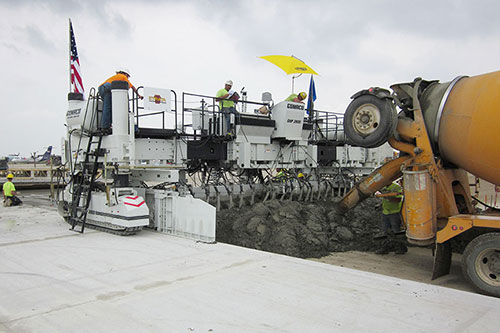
[292,73,302,93]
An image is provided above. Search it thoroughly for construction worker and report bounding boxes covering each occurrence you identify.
[375,180,407,255]
[216,80,239,135]
[3,173,22,206]
[285,91,307,103]
[98,68,143,134]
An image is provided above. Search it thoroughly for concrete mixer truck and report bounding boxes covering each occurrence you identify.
[339,70,500,297]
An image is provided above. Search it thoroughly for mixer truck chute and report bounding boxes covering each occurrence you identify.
[339,71,500,297]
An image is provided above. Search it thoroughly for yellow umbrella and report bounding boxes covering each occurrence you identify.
[260,55,318,93]
[259,55,318,75]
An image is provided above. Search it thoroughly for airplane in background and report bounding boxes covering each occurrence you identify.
[4,153,21,162]
[33,146,53,163]
[1,152,25,163]
[2,146,53,164]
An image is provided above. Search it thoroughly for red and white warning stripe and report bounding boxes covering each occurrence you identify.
[124,196,145,207]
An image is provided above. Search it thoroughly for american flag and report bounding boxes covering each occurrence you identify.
[70,20,84,93]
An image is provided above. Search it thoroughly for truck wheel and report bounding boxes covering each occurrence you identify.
[344,94,397,148]
[461,232,500,297]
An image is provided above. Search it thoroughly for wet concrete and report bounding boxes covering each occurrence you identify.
[217,197,383,258]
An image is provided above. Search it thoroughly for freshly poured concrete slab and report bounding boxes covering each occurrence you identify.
[1,205,499,332]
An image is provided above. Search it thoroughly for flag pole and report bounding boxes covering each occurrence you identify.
[307,74,315,121]
[69,18,72,93]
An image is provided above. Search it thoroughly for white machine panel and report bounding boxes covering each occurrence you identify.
[154,191,216,243]
[87,190,149,228]
[235,123,273,144]
[134,138,175,161]
[255,144,279,161]
[130,168,181,185]
[102,135,132,163]
[271,101,305,140]
[65,98,101,132]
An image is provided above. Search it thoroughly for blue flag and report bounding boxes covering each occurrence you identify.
[307,75,317,114]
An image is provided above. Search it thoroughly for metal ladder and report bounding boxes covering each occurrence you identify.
[68,130,104,233]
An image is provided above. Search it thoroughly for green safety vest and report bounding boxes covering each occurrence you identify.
[3,181,15,197]
[381,183,403,215]
[216,88,235,108]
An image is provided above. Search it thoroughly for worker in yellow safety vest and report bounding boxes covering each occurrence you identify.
[374,180,407,255]
[285,91,307,103]
[3,173,22,206]
[216,80,239,136]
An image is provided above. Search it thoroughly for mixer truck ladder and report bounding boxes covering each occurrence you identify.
[69,131,104,233]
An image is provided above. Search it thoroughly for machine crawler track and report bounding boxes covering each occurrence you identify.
[65,217,143,236]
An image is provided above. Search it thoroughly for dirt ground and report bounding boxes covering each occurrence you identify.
[313,247,475,293]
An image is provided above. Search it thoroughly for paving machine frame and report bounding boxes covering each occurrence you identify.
[57,81,394,243]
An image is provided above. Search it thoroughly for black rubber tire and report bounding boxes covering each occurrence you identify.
[461,232,500,297]
[344,94,397,148]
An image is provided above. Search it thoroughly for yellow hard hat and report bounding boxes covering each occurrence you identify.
[298,172,304,178]
[298,92,307,100]
[7,173,14,179]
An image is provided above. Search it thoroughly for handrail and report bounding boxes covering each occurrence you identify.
[182,92,270,137]
[307,109,345,143]
[130,86,178,131]
[127,86,345,143]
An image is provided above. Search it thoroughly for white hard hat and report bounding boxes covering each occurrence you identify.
[116,68,131,76]
[225,80,233,86]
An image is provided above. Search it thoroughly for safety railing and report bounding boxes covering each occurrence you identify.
[308,109,346,143]
[129,88,345,144]
[132,87,178,131]
[181,92,270,138]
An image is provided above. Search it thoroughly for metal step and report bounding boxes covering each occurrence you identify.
[75,206,88,213]
[69,216,87,233]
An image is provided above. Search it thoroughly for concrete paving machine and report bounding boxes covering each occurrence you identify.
[59,83,216,240]
[57,80,394,242]
[339,70,500,297]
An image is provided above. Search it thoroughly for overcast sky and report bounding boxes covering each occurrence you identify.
[1,0,500,157]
